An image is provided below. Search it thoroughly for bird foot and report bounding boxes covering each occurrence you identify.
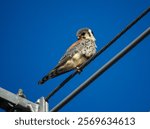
[76,67,82,74]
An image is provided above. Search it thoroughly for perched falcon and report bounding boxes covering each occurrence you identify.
[38,28,97,85]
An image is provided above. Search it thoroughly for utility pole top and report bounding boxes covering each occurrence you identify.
[0,87,49,112]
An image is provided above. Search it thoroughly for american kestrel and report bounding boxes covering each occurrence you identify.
[38,28,97,84]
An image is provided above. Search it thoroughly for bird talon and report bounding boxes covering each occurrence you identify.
[76,67,82,73]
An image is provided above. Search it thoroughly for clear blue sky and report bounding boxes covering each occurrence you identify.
[0,0,150,112]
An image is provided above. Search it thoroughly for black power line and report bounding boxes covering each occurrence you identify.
[50,27,150,112]
[45,7,150,102]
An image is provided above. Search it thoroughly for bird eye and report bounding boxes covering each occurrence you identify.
[81,32,85,35]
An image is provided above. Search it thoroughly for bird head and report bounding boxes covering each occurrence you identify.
[76,28,96,41]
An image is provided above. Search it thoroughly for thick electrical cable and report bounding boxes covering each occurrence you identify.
[50,27,150,112]
[45,7,150,102]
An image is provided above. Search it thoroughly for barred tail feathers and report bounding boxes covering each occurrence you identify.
[38,65,73,85]
[38,69,58,85]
